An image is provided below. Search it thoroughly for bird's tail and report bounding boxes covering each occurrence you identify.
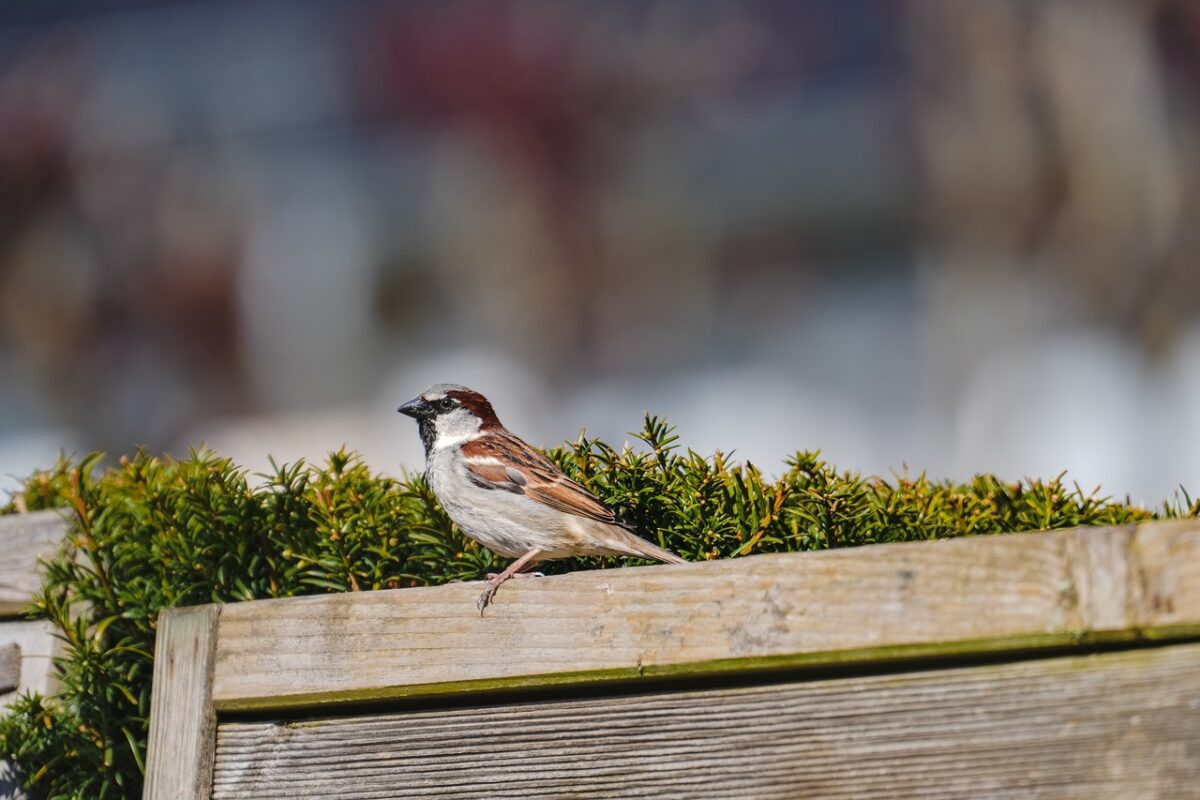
[610,528,687,565]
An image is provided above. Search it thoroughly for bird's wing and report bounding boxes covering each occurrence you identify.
[462,433,623,526]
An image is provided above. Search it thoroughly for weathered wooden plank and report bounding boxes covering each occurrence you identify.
[0,645,18,695]
[0,620,62,708]
[0,512,68,616]
[144,605,221,800]
[1,621,64,800]
[210,641,1200,799]
[0,513,69,800]
[211,521,1200,711]
[1129,519,1200,635]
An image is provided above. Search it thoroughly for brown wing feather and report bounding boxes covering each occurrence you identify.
[522,469,622,525]
[462,433,623,526]
[463,459,522,491]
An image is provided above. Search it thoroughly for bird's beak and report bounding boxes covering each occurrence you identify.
[397,397,427,418]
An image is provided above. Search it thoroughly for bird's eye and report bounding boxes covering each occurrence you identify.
[438,397,455,411]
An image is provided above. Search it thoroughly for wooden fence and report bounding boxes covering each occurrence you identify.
[143,519,1200,799]
[0,512,69,800]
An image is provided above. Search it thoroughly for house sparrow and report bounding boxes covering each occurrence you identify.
[398,384,686,612]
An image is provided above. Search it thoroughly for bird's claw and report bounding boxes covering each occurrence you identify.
[477,571,545,615]
[477,579,501,615]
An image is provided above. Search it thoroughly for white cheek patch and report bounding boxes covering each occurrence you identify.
[432,410,484,450]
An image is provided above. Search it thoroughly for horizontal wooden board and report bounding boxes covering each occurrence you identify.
[1129,519,1200,631]
[211,521,1200,710]
[0,620,63,709]
[0,511,68,616]
[211,641,1200,799]
[1,620,63,800]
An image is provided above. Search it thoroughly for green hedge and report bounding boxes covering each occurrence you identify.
[1,416,1195,799]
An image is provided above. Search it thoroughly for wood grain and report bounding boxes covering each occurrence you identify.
[1,621,63,800]
[211,521,1200,711]
[0,620,62,709]
[0,644,18,695]
[0,514,68,800]
[0,512,68,616]
[1129,519,1200,634]
[210,641,1200,800]
[144,605,221,800]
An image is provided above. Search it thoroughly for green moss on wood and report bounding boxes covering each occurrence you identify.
[213,625,1200,714]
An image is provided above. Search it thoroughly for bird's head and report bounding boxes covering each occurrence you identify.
[398,384,501,455]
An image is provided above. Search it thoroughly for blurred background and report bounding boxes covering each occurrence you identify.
[1,0,1199,502]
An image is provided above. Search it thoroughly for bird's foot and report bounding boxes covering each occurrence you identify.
[478,549,545,616]
[477,581,500,614]
[477,571,545,614]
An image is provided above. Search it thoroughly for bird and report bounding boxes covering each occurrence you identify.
[397,384,686,613]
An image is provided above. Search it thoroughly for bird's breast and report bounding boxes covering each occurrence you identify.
[425,450,592,559]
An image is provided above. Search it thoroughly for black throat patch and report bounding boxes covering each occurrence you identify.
[417,417,436,458]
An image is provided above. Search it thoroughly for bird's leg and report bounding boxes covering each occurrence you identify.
[478,548,542,614]
[486,558,544,580]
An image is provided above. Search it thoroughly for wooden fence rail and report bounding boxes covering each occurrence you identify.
[144,519,1200,799]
